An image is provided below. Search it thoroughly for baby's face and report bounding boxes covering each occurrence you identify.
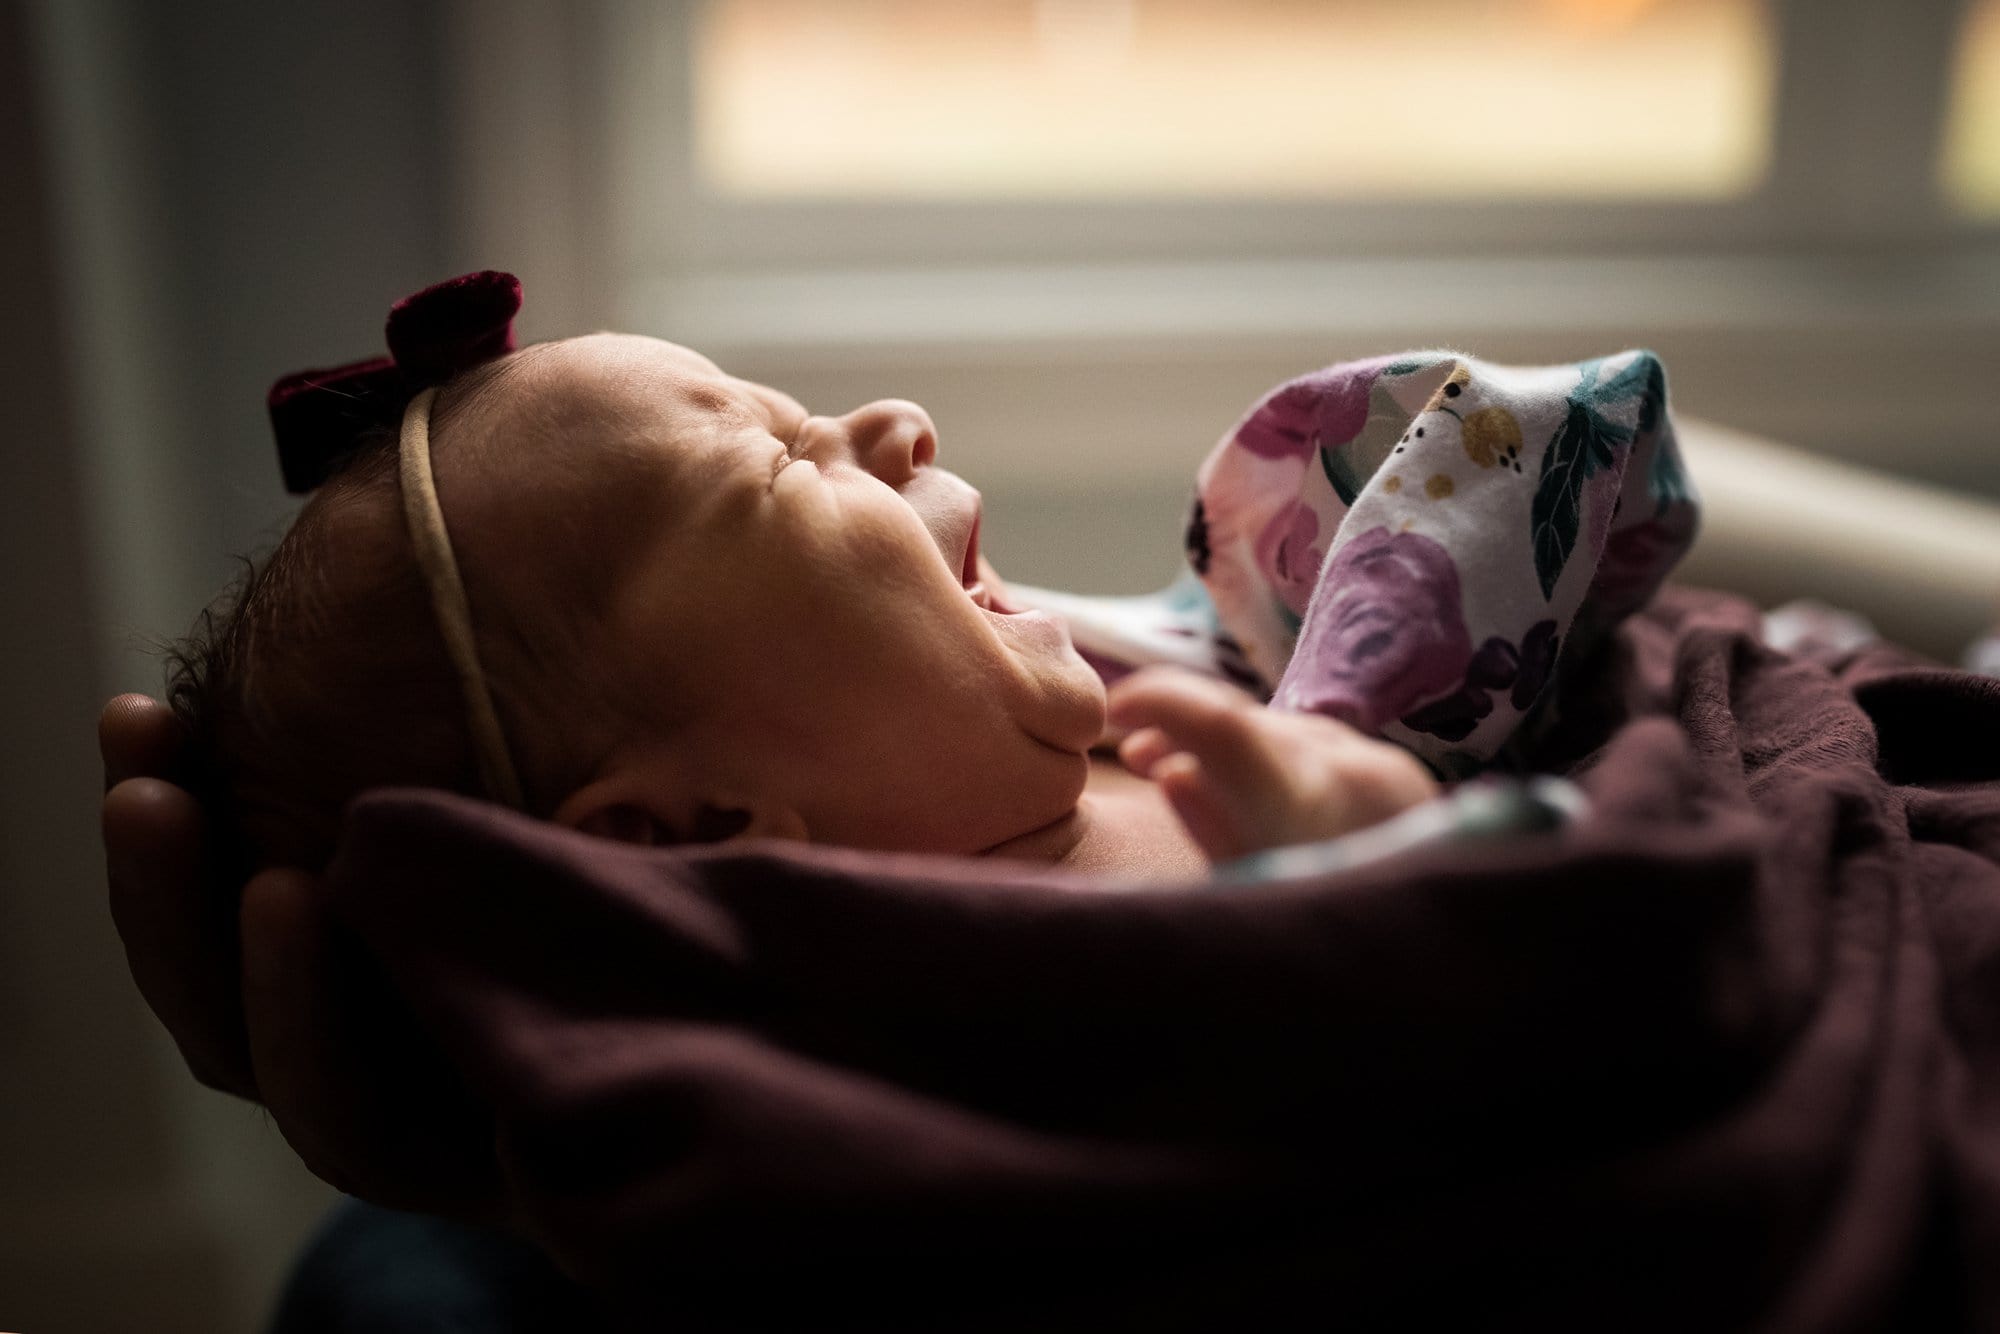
[449,333,1106,854]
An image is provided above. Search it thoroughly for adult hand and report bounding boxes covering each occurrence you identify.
[100,694,505,1221]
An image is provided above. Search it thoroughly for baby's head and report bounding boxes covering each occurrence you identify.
[172,332,1106,881]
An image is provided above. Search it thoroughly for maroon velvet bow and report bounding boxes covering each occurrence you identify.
[268,270,522,494]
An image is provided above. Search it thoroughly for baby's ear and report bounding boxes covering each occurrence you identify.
[567,801,672,846]
[687,801,809,844]
[555,775,807,847]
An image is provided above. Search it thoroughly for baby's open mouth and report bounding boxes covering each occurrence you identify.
[956,505,1017,614]
[913,468,1020,615]
[960,509,992,609]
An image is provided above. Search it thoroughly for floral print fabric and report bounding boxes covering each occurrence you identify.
[1191,349,1698,772]
[1009,349,1699,777]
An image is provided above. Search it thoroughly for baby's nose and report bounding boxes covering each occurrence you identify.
[839,399,938,485]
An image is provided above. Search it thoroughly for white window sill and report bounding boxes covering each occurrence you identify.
[620,249,2000,510]
[630,248,2000,359]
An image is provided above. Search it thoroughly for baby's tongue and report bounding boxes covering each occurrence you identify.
[975,555,1019,613]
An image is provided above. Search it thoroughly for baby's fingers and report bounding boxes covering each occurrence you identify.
[1107,665,1258,729]
[1107,667,1282,794]
[1116,726,1174,778]
[1150,752,1252,864]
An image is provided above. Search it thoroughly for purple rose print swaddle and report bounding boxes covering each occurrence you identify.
[1010,350,1699,776]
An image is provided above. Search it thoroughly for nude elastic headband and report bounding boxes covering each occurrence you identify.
[267,271,529,810]
[398,387,527,809]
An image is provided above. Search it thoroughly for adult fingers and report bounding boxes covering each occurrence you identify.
[103,777,255,1098]
[241,869,344,1184]
[99,694,185,791]
[242,868,506,1221]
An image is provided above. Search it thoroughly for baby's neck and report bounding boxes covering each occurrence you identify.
[981,754,1208,883]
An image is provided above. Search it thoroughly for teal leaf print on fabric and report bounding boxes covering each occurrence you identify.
[1636,357,1666,434]
[1585,350,1665,431]
[1530,401,1615,599]
[1647,441,1693,517]
[1381,357,1439,377]
[1529,355,1656,600]
[1319,442,1364,507]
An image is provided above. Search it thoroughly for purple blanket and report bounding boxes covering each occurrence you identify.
[325,586,2000,1332]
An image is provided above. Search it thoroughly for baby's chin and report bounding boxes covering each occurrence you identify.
[995,620,1107,759]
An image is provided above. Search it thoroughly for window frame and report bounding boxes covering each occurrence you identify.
[439,0,2000,503]
[609,0,1987,267]
[447,0,1994,315]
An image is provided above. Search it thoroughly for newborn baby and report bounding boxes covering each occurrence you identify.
[171,288,1438,889]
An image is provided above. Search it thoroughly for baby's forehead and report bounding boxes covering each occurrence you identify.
[521,333,798,427]
[454,333,796,511]
[563,331,725,379]
[441,336,758,595]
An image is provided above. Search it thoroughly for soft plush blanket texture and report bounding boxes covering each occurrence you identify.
[325,585,2000,1332]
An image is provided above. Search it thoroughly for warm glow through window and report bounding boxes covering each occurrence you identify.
[1946,0,2000,217]
[693,0,1775,200]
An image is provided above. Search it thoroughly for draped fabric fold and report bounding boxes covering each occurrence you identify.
[320,586,2000,1331]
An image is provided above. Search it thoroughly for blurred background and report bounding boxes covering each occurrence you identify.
[2,0,1995,1328]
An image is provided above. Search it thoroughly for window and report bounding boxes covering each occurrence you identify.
[1945,0,2000,217]
[694,0,1775,202]
[568,0,1996,280]
[447,0,2000,506]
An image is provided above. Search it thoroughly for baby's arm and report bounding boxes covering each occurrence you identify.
[1107,666,1440,865]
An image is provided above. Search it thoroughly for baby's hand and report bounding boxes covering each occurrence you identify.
[1107,666,1440,864]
